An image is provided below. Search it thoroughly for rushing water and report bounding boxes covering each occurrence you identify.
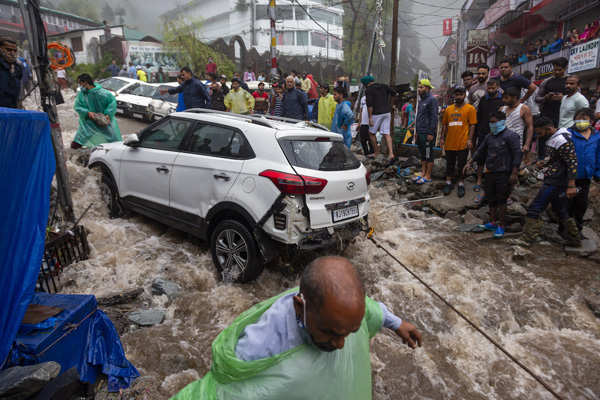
[50,93,600,399]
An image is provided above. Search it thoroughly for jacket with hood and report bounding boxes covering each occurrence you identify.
[568,127,600,180]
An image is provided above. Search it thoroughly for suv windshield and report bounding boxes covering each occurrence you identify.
[99,78,129,92]
[279,139,360,171]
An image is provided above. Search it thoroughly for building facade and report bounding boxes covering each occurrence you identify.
[0,0,100,39]
[444,0,600,90]
[160,0,344,65]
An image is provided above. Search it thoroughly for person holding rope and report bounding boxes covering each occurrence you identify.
[173,256,421,399]
[464,110,522,238]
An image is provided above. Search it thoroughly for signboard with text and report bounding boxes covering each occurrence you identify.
[443,18,453,36]
[535,60,555,81]
[568,38,600,73]
[466,30,489,70]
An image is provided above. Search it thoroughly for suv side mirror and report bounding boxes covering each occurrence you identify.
[124,133,141,147]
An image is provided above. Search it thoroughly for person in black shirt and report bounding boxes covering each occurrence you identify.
[363,75,396,160]
[0,36,23,108]
[498,58,537,104]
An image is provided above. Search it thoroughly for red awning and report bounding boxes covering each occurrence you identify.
[499,13,548,39]
[529,0,565,21]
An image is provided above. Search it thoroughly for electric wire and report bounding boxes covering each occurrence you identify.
[366,233,565,400]
[290,0,342,40]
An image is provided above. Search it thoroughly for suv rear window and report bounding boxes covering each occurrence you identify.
[279,139,360,171]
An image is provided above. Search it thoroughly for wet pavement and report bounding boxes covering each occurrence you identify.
[51,93,600,399]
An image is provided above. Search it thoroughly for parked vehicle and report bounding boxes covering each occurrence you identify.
[89,111,370,282]
[115,82,158,121]
[147,83,179,120]
[96,77,139,96]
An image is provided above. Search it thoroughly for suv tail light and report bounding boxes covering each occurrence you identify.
[259,170,327,195]
[366,170,371,186]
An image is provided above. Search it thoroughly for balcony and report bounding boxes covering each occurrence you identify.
[512,48,570,77]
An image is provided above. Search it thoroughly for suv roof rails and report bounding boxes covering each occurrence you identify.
[250,114,330,131]
[184,108,275,129]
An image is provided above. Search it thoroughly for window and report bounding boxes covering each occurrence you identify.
[71,36,83,52]
[256,5,269,19]
[277,31,295,45]
[296,31,309,46]
[310,8,341,25]
[139,118,192,151]
[279,140,360,171]
[330,36,342,50]
[187,124,253,159]
[311,32,326,48]
[99,78,130,92]
[130,83,156,97]
[278,5,293,20]
[294,6,306,20]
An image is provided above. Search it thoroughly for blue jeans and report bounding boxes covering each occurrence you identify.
[526,184,568,220]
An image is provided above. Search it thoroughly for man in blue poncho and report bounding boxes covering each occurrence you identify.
[71,74,122,149]
[331,86,354,148]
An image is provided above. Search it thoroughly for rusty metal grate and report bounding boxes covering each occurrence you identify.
[37,225,90,293]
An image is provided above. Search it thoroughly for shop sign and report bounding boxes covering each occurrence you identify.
[535,60,555,80]
[568,38,600,73]
[466,30,489,70]
[484,0,510,27]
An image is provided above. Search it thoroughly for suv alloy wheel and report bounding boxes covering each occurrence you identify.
[210,219,263,283]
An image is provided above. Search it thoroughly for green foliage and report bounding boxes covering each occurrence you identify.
[162,18,236,78]
[56,0,100,21]
[66,51,117,87]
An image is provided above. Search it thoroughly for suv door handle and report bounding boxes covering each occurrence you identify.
[156,166,169,173]
[213,173,230,181]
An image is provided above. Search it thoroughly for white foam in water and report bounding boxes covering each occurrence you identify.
[43,94,600,398]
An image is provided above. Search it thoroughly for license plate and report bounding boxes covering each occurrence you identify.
[133,113,143,119]
[116,108,123,114]
[332,205,359,223]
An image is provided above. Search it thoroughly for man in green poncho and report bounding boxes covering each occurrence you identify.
[173,256,422,399]
[71,73,121,149]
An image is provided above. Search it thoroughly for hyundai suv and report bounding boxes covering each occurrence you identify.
[88,110,370,282]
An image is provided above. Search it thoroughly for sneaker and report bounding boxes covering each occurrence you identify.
[493,225,505,238]
[479,222,497,231]
[457,185,465,198]
[442,183,453,195]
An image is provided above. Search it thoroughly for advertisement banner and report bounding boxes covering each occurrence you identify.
[568,38,600,73]
[466,30,489,70]
[122,41,179,76]
[443,18,453,36]
[535,60,555,81]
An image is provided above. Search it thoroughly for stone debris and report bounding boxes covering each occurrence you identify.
[127,309,166,326]
[0,362,61,400]
[152,278,182,299]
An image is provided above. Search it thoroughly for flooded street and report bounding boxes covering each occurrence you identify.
[52,93,600,399]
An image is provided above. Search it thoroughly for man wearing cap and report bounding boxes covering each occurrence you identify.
[219,74,230,96]
[414,79,439,184]
[363,75,396,160]
[440,86,477,198]
[224,77,255,115]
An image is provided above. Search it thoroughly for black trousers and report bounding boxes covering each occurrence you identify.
[445,149,468,180]
[484,172,510,207]
[568,178,590,230]
[359,125,374,155]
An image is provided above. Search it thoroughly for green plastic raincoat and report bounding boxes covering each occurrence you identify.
[73,84,122,147]
[172,288,384,400]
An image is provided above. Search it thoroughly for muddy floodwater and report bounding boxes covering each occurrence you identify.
[50,93,600,399]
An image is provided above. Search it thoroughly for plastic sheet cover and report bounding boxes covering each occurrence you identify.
[0,108,55,367]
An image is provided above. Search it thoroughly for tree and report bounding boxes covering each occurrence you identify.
[101,3,115,23]
[56,0,100,21]
[162,17,236,78]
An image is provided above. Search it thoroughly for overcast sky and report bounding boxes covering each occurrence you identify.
[110,0,459,85]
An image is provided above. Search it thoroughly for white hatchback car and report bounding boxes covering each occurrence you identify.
[147,83,179,120]
[88,111,370,282]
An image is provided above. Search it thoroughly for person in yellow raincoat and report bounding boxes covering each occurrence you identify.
[172,256,422,400]
[71,73,121,148]
[316,84,336,129]
[136,65,147,82]
[224,77,254,114]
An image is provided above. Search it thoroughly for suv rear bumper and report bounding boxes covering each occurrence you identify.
[296,215,369,250]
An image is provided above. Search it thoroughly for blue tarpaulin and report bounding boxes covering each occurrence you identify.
[0,107,55,368]
[9,293,139,391]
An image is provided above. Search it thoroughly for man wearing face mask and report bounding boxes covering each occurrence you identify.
[173,256,422,400]
[72,74,122,148]
[567,108,600,236]
[558,76,589,129]
[522,116,580,246]
[464,111,521,238]
[0,36,23,108]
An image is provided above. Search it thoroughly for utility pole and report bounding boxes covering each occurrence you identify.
[19,0,75,223]
[269,0,278,78]
[389,0,399,137]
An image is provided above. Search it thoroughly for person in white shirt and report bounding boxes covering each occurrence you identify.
[559,76,589,129]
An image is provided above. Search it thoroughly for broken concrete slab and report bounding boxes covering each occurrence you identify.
[0,362,61,400]
[152,278,182,298]
[127,309,165,326]
[97,287,143,307]
[463,211,483,225]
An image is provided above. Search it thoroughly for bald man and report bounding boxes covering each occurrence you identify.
[173,256,421,399]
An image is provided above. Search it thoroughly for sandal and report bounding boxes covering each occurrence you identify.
[473,185,481,192]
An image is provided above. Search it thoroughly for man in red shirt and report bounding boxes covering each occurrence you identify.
[205,57,217,77]
[252,81,270,114]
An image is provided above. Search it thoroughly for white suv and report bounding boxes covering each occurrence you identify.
[88,110,370,282]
